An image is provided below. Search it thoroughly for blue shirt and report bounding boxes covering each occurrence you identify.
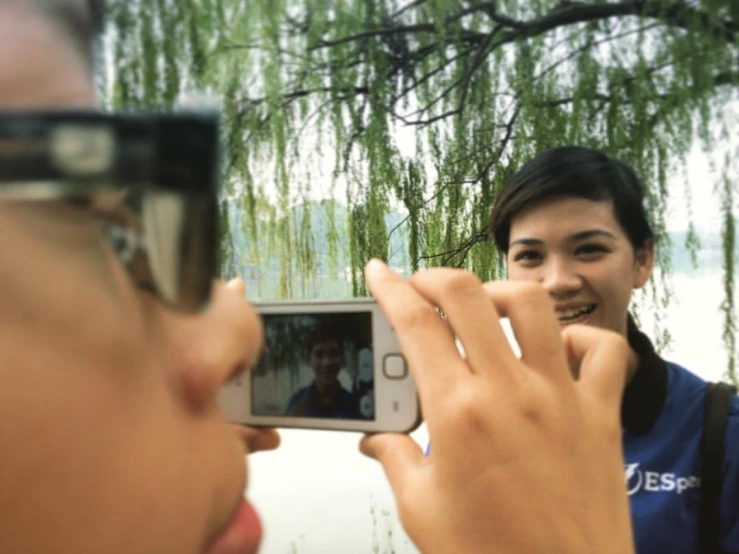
[285,383,356,418]
[624,360,739,553]
[618,317,739,553]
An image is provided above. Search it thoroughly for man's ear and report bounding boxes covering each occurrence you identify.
[633,239,654,289]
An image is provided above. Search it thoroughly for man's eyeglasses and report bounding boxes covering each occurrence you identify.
[0,110,221,313]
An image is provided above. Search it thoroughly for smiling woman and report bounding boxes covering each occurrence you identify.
[506,197,652,335]
[488,145,739,554]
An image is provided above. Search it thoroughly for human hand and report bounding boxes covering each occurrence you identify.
[230,425,281,454]
[224,277,281,454]
[360,260,634,554]
[225,277,247,296]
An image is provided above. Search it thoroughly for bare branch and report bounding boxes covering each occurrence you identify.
[386,100,520,248]
[535,60,738,112]
[475,104,521,182]
[395,44,479,101]
[447,1,524,29]
[240,85,370,110]
[390,0,429,20]
[453,26,504,117]
[418,229,488,267]
[280,0,737,130]
[519,1,736,45]
[646,69,739,126]
[307,1,524,52]
[640,0,737,42]
[533,21,662,82]
[408,26,503,123]
[308,22,486,51]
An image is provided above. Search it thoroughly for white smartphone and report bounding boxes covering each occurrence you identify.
[218,298,422,433]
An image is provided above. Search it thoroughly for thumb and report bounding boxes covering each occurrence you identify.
[360,434,424,494]
[226,277,247,296]
[231,425,281,453]
[561,324,634,406]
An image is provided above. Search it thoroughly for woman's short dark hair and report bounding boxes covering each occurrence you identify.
[488,146,654,253]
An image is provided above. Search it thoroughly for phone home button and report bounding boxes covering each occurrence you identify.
[383,354,407,379]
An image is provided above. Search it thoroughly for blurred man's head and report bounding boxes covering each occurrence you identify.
[0,3,266,554]
[0,0,100,108]
[305,323,345,388]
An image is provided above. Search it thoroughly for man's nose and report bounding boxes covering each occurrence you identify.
[162,279,263,411]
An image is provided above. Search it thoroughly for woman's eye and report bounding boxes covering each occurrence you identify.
[575,244,608,256]
[513,250,541,263]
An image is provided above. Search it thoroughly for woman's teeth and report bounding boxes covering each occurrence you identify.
[556,304,596,323]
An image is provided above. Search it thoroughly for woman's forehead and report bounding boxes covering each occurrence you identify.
[509,196,622,241]
[0,3,94,108]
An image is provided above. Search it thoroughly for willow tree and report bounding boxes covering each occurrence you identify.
[104,0,738,381]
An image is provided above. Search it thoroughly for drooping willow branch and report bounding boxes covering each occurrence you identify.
[231,0,737,135]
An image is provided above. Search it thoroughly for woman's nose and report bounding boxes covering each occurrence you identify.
[541,259,582,298]
[161,279,263,411]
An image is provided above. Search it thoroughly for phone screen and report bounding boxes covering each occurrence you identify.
[251,311,375,420]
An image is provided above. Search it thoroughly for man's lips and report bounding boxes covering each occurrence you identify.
[204,499,262,554]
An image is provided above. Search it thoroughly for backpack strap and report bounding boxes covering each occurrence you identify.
[699,381,737,554]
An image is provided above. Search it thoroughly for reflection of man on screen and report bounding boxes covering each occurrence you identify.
[285,324,356,418]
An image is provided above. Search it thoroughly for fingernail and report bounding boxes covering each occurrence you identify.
[365,258,390,279]
[226,278,246,292]
[367,258,386,270]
